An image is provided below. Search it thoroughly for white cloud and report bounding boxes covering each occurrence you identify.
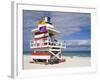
[64,40,90,46]
[63,40,90,51]
[51,12,90,36]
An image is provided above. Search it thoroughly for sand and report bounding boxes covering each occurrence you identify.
[23,55,91,69]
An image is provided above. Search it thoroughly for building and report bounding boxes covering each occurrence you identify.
[30,16,66,64]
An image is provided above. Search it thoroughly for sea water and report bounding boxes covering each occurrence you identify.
[62,51,91,57]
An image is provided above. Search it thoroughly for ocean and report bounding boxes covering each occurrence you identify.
[23,51,91,57]
[62,51,91,57]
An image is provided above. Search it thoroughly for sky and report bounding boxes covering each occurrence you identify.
[23,10,91,52]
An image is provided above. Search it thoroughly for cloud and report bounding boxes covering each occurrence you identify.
[65,40,90,46]
[51,12,90,37]
[63,40,90,51]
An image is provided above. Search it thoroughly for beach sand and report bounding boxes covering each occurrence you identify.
[23,54,91,69]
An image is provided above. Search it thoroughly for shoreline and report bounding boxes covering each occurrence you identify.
[23,54,91,69]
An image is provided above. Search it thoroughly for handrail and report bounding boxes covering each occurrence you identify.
[30,40,66,48]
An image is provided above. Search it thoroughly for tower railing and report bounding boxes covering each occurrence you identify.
[30,40,66,48]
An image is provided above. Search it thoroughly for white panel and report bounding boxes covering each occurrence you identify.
[34,33,48,38]
[38,24,45,28]
[45,23,54,28]
[31,55,50,59]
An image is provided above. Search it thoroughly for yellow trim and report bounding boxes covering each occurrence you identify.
[38,19,45,24]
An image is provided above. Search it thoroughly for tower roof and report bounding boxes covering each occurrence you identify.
[32,16,60,35]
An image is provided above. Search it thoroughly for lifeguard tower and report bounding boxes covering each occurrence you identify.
[30,16,66,64]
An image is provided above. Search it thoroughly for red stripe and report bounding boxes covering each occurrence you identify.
[44,42,47,45]
[32,52,50,55]
[34,32,47,35]
[32,55,49,56]
[33,36,48,40]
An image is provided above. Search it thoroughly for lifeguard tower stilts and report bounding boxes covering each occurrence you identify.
[30,16,66,64]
